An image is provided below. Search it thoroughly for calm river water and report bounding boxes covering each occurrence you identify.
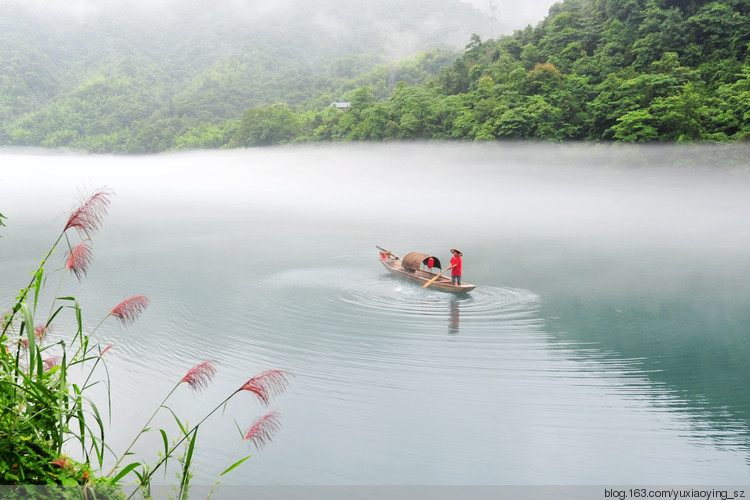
[1,143,750,490]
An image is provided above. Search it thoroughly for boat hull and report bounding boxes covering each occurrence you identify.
[379,257,476,293]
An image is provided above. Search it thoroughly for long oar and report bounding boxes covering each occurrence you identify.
[423,265,455,289]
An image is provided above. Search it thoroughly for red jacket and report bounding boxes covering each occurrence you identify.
[450,256,462,276]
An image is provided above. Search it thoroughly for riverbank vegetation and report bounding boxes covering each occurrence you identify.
[0,0,748,153]
[0,190,291,496]
[231,0,750,146]
[0,0,484,153]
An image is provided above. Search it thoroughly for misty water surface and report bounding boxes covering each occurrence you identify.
[1,143,750,487]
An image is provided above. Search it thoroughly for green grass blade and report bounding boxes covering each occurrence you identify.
[89,400,106,467]
[20,302,35,371]
[47,305,66,327]
[178,429,198,499]
[220,456,251,477]
[32,268,43,314]
[165,406,188,435]
[160,429,169,457]
[184,429,197,467]
[112,462,141,483]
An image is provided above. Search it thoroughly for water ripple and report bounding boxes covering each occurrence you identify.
[257,266,542,332]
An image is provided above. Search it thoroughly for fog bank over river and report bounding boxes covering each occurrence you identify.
[1,142,750,486]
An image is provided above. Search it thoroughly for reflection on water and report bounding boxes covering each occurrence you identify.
[1,143,750,485]
[537,246,750,448]
[449,296,461,334]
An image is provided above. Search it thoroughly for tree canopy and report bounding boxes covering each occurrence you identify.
[293,0,749,145]
[1,0,748,152]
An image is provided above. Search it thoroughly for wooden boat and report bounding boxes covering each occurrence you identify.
[376,246,476,293]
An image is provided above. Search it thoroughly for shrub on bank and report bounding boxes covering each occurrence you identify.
[1,189,291,499]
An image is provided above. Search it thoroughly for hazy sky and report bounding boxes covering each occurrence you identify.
[19,0,560,34]
[462,0,559,31]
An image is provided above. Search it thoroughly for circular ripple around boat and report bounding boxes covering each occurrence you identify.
[256,267,542,334]
[345,275,536,314]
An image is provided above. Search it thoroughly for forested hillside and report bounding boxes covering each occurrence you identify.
[0,0,487,153]
[277,0,749,144]
[2,0,749,152]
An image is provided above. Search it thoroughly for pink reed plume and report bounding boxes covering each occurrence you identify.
[181,361,217,392]
[34,323,51,340]
[110,295,151,326]
[66,240,93,280]
[243,411,281,449]
[64,188,113,236]
[238,370,292,406]
[43,356,61,371]
[100,344,114,357]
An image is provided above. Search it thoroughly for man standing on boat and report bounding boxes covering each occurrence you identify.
[450,249,463,286]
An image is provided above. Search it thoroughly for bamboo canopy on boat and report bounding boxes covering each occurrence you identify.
[401,252,442,272]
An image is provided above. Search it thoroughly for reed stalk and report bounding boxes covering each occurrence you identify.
[2,187,292,496]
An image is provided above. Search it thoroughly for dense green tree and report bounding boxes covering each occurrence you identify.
[589,19,634,78]
[611,108,660,141]
[520,44,544,70]
[1,0,749,150]
[447,93,483,140]
[525,63,565,94]
[306,106,345,141]
[496,38,524,60]
[649,81,710,140]
[589,68,686,138]
[174,122,236,150]
[389,83,442,139]
[0,0,487,152]
[440,58,472,95]
[631,2,687,70]
[493,95,564,139]
[299,0,749,145]
[689,2,750,62]
[539,12,582,55]
[229,104,302,147]
[330,87,393,140]
[712,67,750,139]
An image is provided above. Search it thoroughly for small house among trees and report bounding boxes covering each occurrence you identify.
[330,102,352,111]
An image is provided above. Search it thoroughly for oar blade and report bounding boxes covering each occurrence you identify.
[422,274,441,288]
[422,265,454,289]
